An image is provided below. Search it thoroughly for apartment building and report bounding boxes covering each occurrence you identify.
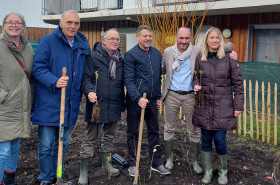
[40,0,280,63]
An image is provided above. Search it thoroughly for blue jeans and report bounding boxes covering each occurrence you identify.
[0,139,20,182]
[201,128,227,155]
[38,126,71,183]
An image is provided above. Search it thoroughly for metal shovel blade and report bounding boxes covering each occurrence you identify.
[57,178,74,185]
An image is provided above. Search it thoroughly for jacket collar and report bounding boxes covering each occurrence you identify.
[54,26,90,54]
[136,44,151,52]
[0,31,28,52]
[93,42,122,67]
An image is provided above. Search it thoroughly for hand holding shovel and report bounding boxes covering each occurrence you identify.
[133,93,147,185]
[57,67,73,185]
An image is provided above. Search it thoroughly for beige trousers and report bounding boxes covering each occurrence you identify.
[80,122,118,158]
[164,90,201,143]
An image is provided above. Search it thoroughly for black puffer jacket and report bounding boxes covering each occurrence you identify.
[192,52,244,131]
[81,42,125,124]
[124,44,162,103]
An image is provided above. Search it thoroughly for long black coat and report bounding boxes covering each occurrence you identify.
[192,52,244,131]
[81,42,125,124]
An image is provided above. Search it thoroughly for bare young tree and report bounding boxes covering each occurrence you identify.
[136,0,216,54]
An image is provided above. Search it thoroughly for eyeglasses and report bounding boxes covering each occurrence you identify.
[5,22,23,27]
[104,37,120,42]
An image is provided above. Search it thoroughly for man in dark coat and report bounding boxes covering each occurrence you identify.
[32,10,90,185]
[78,28,125,184]
[124,25,170,176]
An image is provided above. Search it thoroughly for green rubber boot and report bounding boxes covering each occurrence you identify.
[164,140,174,170]
[99,152,120,177]
[190,142,203,174]
[217,154,228,185]
[201,151,213,184]
[78,158,90,185]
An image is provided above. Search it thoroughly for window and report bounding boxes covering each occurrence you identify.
[250,24,280,64]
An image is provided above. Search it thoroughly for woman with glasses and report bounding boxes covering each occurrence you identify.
[192,27,244,184]
[0,12,34,185]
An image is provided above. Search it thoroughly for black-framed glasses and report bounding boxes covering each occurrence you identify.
[104,37,120,42]
[5,22,23,26]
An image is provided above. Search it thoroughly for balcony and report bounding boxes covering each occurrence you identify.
[40,0,280,25]
[42,0,124,15]
[41,0,218,15]
[153,0,219,6]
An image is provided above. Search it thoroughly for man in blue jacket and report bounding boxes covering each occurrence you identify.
[32,10,90,185]
[124,25,171,176]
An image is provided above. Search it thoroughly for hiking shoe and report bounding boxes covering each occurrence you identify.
[128,166,136,177]
[151,165,171,175]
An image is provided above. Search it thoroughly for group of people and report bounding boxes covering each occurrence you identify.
[0,9,244,185]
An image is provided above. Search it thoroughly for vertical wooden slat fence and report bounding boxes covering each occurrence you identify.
[171,79,279,146]
[274,84,278,146]
[267,83,271,144]
[255,81,259,140]
[233,80,278,146]
[243,80,247,137]
[249,80,253,139]
[262,82,266,142]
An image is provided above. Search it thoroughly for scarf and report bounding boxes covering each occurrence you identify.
[172,43,193,71]
[102,44,120,79]
[208,51,217,59]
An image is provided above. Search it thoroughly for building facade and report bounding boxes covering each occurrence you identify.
[40,0,280,63]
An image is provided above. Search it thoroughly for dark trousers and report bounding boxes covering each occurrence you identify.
[201,128,227,155]
[126,98,162,168]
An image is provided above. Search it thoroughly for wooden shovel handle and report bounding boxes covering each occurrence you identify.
[133,93,146,185]
[57,67,67,180]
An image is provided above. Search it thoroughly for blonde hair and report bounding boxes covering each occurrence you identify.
[200,27,225,61]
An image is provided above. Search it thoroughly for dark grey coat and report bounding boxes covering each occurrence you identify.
[192,52,244,131]
[81,42,125,124]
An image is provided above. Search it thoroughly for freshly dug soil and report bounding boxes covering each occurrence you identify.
[17,98,279,185]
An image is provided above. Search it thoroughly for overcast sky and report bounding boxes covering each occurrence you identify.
[0,0,56,28]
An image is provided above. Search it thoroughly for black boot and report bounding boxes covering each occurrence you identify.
[4,171,15,185]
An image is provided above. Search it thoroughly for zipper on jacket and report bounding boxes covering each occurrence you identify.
[147,52,153,98]
[138,79,143,90]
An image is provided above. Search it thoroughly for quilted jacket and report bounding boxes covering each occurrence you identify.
[124,44,162,103]
[192,51,244,131]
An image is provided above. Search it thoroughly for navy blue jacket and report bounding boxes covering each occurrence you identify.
[81,42,125,124]
[32,26,91,127]
[124,44,162,103]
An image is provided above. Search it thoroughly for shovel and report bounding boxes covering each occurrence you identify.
[57,67,73,185]
[133,93,146,185]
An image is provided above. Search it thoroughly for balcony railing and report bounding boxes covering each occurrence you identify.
[41,0,221,15]
[42,0,123,15]
[153,0,220,6]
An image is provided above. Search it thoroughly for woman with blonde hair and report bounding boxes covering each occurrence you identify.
[192,27,244,184]
[0,12,33,185]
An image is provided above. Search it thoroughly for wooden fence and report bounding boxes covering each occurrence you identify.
[160,79,279,146]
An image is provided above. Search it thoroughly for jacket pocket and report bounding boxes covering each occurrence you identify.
[219,99,234,118]
[0,88,8,104]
